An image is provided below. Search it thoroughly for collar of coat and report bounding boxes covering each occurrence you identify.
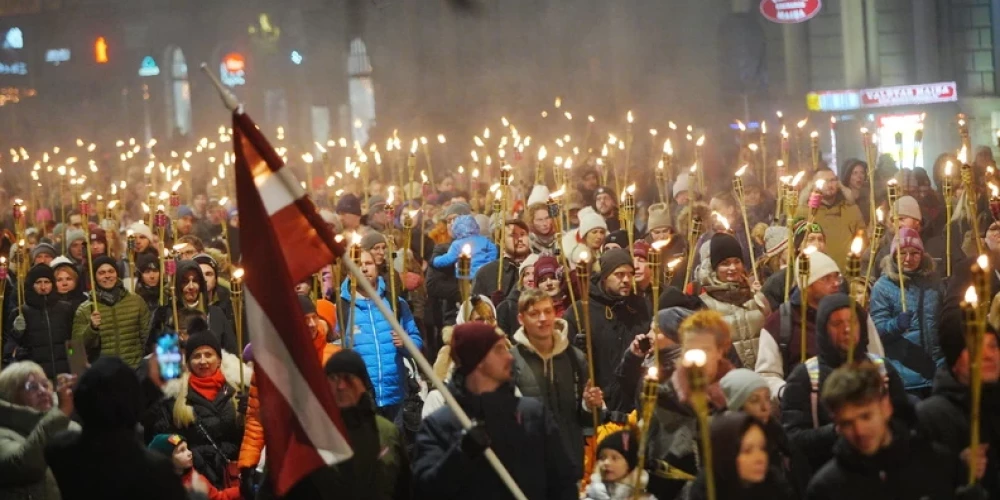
[879,250,935,283]
[512,319,570,361]
[161,350,251,428]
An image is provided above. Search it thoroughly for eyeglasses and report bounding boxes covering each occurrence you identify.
[24,378,53,394]
[818,273,843,286]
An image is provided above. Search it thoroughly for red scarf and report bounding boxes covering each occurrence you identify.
[188,369,226,402]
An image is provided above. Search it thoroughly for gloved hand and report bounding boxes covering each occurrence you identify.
[402,272,423,291]
[236,391,249,416]
[239,468,258,500]
[460,421,491,459]
[12,315,25,332]
[896,311,914,331]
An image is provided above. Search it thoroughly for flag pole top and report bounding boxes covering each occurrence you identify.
[199,62,241,112]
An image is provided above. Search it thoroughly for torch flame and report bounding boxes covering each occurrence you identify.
[538,146,547,161]
[627,110,634,123]
[689,164,698,174]
[797,119,808,129]
[958,145,968,164]
[667,257,683,269]
[588,115,595,123]
[713,211,730,231]
[411,139,418,154]
[815,179,826,191]
[461,244,472,257]
[803,245,818,256]
[627,183,636,195]
[668,121,677,130]
[966,286,979,305]
[664,139,673,155]
[990,182,999,199]
[232,268,245,281]
[736,120,746,132]
[550,186,566,198]
[978,254,990,271]
[437,134,446,144]
[876,207,885,223]
[791,171,805,186]
[735,164,748,177]
[945,160,953,177]
[683,349,707,368]
[386,186,395,205]
[474,136,485,148]
[761,121,767,134]
[578,251,590,264]
[851,235,864,255]
[696,135,705,147]
[351,233,362,246]
[810,130,819,139]
[421,171,428,183]
[647,367,658,379]
[652,239,670,251]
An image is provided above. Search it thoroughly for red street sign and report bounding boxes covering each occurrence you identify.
[760,0,822,24]
[860,82,958,108]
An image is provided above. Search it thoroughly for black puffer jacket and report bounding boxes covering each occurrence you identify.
[565,276,651,391]
[495,286,521,339]
[10,265,75,378]
[148,261,237,354]
[425,243,460,325]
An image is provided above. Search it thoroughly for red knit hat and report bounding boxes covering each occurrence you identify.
[633,240,651,261]
[450,322,504,375]
[535,256,560,281]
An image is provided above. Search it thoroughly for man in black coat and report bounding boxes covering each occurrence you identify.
[413,322,578,500]
[806,363,985,500]
[45,356,188,500]
[917,305,1000,498]
[9,264,75,378]
[471,219,531,302]
[565,248,651,391]
[781,293,914,472]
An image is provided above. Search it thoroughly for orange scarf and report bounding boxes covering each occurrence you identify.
[188,369,226,402]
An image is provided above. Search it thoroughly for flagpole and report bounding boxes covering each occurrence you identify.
[200,63,527,500]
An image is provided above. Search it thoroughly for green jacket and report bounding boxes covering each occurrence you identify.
[0,399,72,500]
[72,289,150,368]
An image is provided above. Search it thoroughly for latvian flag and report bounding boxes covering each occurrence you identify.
[232,109,352,495]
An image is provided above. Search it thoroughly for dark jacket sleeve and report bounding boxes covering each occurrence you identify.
[412,414,471,498]
[470,261,495,298]
[540,402,580,500]
[780,364,838,470]
[606,350,644,413]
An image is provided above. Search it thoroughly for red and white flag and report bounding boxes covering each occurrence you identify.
[232,110,351,495]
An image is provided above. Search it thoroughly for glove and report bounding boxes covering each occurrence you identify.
[460,421,491,459]
[239,468,258,500]
[896,311,914,331]
[236,391,249,416]
[402,272,423,291]
[12,315,25,332]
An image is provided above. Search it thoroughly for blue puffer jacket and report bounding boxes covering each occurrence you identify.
[869,253,944,391]
[431,215,498,278]
[338,276,423,408]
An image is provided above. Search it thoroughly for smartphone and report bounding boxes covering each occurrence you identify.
[156,333,183,381]
[638,335,652,353]
[66,339,88,376]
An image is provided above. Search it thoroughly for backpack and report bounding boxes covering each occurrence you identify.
[777,302,795,375]
[804,354,888,429]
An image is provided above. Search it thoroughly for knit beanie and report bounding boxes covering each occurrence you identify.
[366,195,387,215]
[795,251,840,288]
[519,253,540,277]
[360,231,387,251]
[27,263,55,287]
[894,195,922,221]
[298,293,317,315]
[336,194,362,216]
[193,253,219,274]
[185,328,222,360]
[128,222,154,241]
[891,227,924,254]
[793,220,824,251]
[30,242,58,262]
[148,434,185,458]
[577,207,608,238]
[526,185,550,207]
[534,256,559,281]
[324,349,374,392]
[474,214,492,236]
[633,240,651,261]
[443,202,472,219]
[596,430,639,471]
[89,227,108,247]
[647,203,671,231]
[672,173,691,199]
[93,255,118,273]
[599,248,634,283]
[65,229,86,246]
[938,303,1000,370]
[451,322,506,375]
[603,230,629,249]
[720,368,769,411]
[657,307,694,343]
[763,225,788,258]
[136,253,160,273]
[594,186,616,205]
[709,233,744,269]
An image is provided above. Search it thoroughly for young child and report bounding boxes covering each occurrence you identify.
[431,214,498,278]
[148,433,241,500]
[584,430,655,500]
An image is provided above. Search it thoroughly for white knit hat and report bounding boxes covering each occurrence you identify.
[672,173,691,199]
[795,250,840,288]
[894,195,922,221]
[519,253,540,276]
[576,206,608,239]
[127,222,153,241]
[526,185,551,207]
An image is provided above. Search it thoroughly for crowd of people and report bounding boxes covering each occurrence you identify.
[1,132,1000,500]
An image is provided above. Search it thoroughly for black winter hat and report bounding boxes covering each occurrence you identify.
[709,233,744,270]
[27,263,55,286]
[598,248,634,283]
[336,194,362,217]
[298,293,317,315]
[93,255,119,275]
[597,430,639,471]
[658,286,705,311]
[656,307,694,343]
[603,230,629,250]
[74,357,142,430]
[193,253,219,273]
[184,320,222,360]
[324,349,374,392]
[594,186,615,202]
[136,253,160,273]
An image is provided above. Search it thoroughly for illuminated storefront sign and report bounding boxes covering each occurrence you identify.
[220,52,245,86]
[138,55,160,77]
[807,81,958,111]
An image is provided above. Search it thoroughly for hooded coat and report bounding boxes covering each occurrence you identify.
[472,256,522,304]
[10,265,75,378]
[337,276,422,409]
[431,215,498,279]
[780,294,913,472]
[426,243,461,325]
[511,319,589,473]
[698,272,770,369]
[917,367,1000,498]
[565,276,651,391]
[869,252,944,391]
[71,279,150,369]
[0,400,73,500]
[148,261,237,355]
[805,421,969,500]
[412,377,578,500]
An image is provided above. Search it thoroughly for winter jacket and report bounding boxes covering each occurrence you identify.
[495,286,521,339]
[338,277,422,408]
[149,302,236,355]
[917,368,1000,498]
[71,282,151,368]
[780,300,913,472]
[869,253,944,391]
[432,235,498,280]
[754,289,884,398]
[511,320,589,473]
[565,277,651,391]
[0,400,72,500]
[134,280,160,314]
[179,469,240,500]
[687,466,795,500]
[798,192,866,269]
[805,421,971,500]
[583,469,654,500]
[9,287,75,379]
[425,243,460,325]
[698,273,770,369]
[142,352,250,489]
[472,256,522,303]
[412,378,578,500]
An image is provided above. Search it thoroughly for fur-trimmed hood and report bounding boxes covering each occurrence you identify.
[161,350,251,428]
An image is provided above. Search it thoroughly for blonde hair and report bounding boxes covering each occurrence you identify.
[678,310,732,349]
[0,361,47,404]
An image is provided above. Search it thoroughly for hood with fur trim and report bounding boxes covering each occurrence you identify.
[161,350,251,428]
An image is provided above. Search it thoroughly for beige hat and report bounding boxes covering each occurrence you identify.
[647,203,671,231]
